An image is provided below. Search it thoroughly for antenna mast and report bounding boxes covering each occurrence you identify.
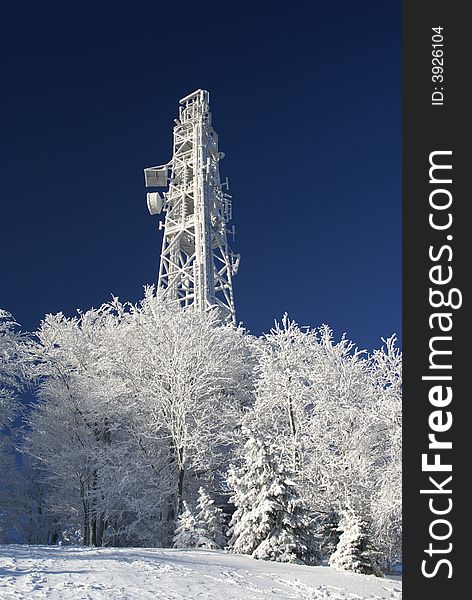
[144,90,239,323]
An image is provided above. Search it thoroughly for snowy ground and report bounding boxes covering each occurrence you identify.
[0,545,402,600]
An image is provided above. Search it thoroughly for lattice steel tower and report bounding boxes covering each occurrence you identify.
[144,89,239,324]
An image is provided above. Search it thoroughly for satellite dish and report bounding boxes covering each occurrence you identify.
[147,192,164,215]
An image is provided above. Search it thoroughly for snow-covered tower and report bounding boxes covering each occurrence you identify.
[144,89,239,324]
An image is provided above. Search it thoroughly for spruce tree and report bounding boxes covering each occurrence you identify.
[320,509,341,560]
[228,433,319,564]
[329,506,382,576]
[173,502,199,548]
[195,487,225,549]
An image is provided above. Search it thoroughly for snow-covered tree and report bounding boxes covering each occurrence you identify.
[248,318,402,568]
[0,309,30,542]
[25,308,120,546]
[0,309,26,442]
[195,487,225,549]
[368,335,402,568]
[101,288,253,516]
[329,506,382,576]
[228,432,319,564]
[251,315,322,475]
[8,294,400,557]
[25,303,177,547]
[250,319,376,511]
[24,290,253,546]
[173,489,225,550]
[318,509,340,560]
[172,502,200,548]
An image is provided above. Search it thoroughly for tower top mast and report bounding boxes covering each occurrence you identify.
[144,90,239,323]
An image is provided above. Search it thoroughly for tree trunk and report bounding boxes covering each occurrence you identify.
[91,514,97,546]
[80,480,92,546]
[177,447,185,514]
[95,516,106,546]
[84,510,90,546]
[287,390,300,471]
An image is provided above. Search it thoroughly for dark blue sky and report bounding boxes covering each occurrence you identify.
[0,2,400,350]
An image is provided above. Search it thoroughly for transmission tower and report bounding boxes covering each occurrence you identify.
[144,89,239,324]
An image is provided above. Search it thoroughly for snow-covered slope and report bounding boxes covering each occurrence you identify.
[0,545,401,599]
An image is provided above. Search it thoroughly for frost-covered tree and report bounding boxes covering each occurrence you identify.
[10,294,400,556]
[305,326,376,510]
[172,502,200,548]
[250,318,376,510]
[195,487,225,549]
[0,309,29,542]
[329,506,382,576]
[250,320,368,510]
[248,317,402,568]
[228,433,319,564]
[102,288,253,516]
[24,290,253,547]
[25,308,123,546]
[173,489,225,550]
[368,335,402,568]
[251,315,321,475]
[318,509,340,561]
[0,309,26,442]
[25,303,180,547]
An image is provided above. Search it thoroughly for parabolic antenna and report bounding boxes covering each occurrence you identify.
[147,192,164,215]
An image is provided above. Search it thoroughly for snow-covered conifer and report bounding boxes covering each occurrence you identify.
[195,487,225,549]
[172,503,200,549]
[228,433,319,564]
[329,507,382,576]
[319,509,340,560]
